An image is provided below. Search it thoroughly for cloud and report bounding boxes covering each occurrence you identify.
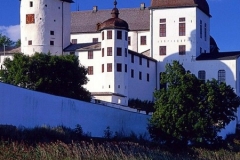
[0,25,20,42]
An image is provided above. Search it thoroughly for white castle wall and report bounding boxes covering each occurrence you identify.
[0,82,150,137]
[20,0,71,55]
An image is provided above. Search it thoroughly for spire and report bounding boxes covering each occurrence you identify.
[111,0,119,18]
[114,0,117,8]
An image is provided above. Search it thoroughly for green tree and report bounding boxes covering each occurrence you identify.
[148,61,240,145]
[15,39,21,47]
[0,53,91,102]
[0,33,14,47]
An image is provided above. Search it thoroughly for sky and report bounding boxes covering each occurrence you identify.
[0,0,239,52]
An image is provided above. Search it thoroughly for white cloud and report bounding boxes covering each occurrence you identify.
[0,25,20,42]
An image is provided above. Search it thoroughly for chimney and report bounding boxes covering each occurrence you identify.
[93,6,98,13]
[140,3,145,10]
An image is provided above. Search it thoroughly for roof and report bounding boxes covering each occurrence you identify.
[0,46,21,55]
[71,8,150,33]
[128,50,157,62]
[150,0,210,16]
[92,92,126,97]
[98,7,129,31]
[59,0,74,3]
[196,51,240,61]
[64,43,101,52]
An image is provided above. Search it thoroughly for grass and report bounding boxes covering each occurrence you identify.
[0,125,240,159]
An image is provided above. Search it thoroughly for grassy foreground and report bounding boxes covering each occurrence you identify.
[0,125,240,159]
[0,140,240,160]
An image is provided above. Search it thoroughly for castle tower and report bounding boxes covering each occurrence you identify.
[20,0,73,55]
[150,0,211,89]
[97,0,129,105]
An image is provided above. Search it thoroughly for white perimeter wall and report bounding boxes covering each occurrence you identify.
[0,82,150,137]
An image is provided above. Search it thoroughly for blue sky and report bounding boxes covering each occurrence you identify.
[0,0,239,52]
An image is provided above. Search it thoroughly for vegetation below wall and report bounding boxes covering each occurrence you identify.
[1,125,240,159]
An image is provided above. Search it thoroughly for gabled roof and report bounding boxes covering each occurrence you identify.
[0,46,21,55]
[71,8,150,33]
[128,50,157,62]
[196,51,240,61]
[150,0,210,16]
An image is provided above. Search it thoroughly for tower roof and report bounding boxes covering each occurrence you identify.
[150,0,210,16]
[98,1,129,31]
[59,0,74,3]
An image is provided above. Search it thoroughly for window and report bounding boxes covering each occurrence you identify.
[139,72,142,80]
[179,45,186,55]
[70,52,75,55]
[200,47,202,54]
[50,31,54,35]
[88,66,93,75]
[117,47,122,56]
[26,14,35,24]
[125,32,128,41]
[147,73,149,82]
[218,70,226,83]
[125,48,127,57]
[159,46,166,55]
[107,47,112,56]
[50,41,54,45]
[139,57,142,65]
[107,30,112,39]
[179,17,185,36]
[147,60,149,68]
[72,39,77,44]
[102,31,104,40]
[159,18,166,37]
[88,51,93,59]
[93,38,98,42]
[131,69,134,78]
[204,23,207,41]
[198,70,206,81]
[102,64,104,72]
[140,36,146,45]
[117,63,122,72]
[200,20,202,38]
[125,64,127,72]
[128,37,131,45]
[30,1,33,7]
[117,31,122,39]
[102,48,104,57]
[28,40,32,45]
[107,63,112,72]
[131,54,134,63]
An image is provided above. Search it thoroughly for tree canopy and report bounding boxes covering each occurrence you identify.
[148,61,240,145]
[0,33,14,47]
[0,53,91,102]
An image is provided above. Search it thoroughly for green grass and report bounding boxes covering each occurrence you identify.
[0,125,240,159]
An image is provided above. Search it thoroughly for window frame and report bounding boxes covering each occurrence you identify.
[179,17,186,36]
[107,47,112,56]
[179,45,186,55]
[107,63,112,72]
[107,30,112,39]
[140,36,146,45]
[88,51,93,59]
[159,46,166,55]
[218,70,226,83]
[88,66,93,75]
[159,18,166,37]
[117,30,122,40]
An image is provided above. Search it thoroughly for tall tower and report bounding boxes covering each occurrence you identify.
[20,0,73,55]
[149,0,211,89]
[97,0,129,105]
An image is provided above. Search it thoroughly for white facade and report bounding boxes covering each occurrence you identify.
[20,0,71,55]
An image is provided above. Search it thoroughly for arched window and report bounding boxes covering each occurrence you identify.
[218,70,225,83]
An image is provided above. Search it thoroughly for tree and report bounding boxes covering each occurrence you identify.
[0,53,91,102]
[0,33,14,47]
[15,39,21,47]
[148,61,240,145]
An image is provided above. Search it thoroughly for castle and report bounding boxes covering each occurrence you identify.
[6,0,240,114]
